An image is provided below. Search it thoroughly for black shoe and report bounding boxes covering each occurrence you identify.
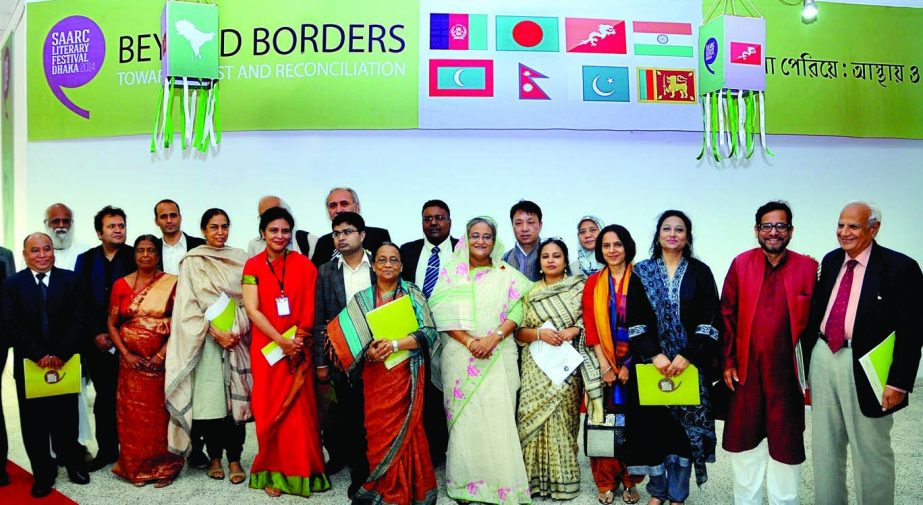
[0,469,9,487]
[31,483,53,498]
[347,481,363,500]
[324,458,346,475]
[187,450,209,470]
[66,467,90,485]
[87,454,117,472]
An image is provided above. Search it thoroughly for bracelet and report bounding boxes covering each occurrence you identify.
[156,352,166,361]
[465,337,474,350]
[391,340,399,353]
[601,365,612,374]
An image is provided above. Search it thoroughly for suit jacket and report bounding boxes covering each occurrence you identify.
[0,267,88,381]
[313,254,376,367]
[804,241,923,417]
[0,246,14,279]
[399,237,459,284]
[312,226,391,266]
[154,232,206,271]
[720,248,818,386]
[75,244,136,334]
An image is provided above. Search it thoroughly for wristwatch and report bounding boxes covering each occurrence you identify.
[391,340,399,353]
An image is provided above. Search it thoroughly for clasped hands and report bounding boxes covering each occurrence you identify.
[209,324,242,350]
[653,353,688,378]
[37,355,65,370]
[367,339,397,362]
[537,327,578,346]
[120,351,165,372]
[467,331,502,359]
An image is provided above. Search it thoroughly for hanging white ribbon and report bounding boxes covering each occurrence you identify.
[183,78,193,146]
[704,92,713,161]
[717,89,726,157]
[204,85,218,149]
[157,77,170,147]
[737,90,746,159]
[721,90,733,157]
[758,91,769,152]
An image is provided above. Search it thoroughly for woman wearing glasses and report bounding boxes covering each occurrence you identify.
[327,243,439,504]
[429,217,533,504]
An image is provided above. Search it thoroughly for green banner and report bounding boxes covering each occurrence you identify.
[710,0,923,139]
[2,35,12,247]
[28,0,419,140]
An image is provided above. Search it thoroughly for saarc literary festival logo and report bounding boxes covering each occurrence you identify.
[2,45,10,117]
[43,16,105,119]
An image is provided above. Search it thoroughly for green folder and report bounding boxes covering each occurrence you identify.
[204,292,236,332]
[260,326,298,366]
[858,331,896,405]
[636,363,701,406]
[24,354,81,399]
[366,295,416,369]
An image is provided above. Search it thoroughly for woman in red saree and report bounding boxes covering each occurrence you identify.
[107,235,184,487]
[242,207,329,498]
[327,243,438,505]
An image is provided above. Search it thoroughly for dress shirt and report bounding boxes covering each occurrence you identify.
[31,269,51,286]
[339,254,372,301]
[161,233,187,275]
[53,242,89,271]
[820,244,872,342]
[414,237,454,288]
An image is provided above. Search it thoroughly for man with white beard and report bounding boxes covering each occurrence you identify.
[44,203,89,271]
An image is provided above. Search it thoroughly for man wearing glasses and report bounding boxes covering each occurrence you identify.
[313,211,375,498]
[719,201,818,505]
[43,203,89,271]
[311,187,391,264]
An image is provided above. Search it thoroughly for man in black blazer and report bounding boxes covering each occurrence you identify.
[152,199,206,275]
[311,187,391,264]
[804,202,923,505]
[0,245,14,487]
[313,212,376,498]
[1,233,91,497]
[398,199,457,466]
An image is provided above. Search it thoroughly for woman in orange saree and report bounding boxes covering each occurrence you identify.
[107,235,184,488]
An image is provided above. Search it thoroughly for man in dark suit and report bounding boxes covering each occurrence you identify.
[1,233,90,497]
[398,199,457,466]
[311,187,391,264]
[314,212,375,498]
[804,202,923,505]
[0,245,14,487]
[74,206,135,471]
[151,199,205,275]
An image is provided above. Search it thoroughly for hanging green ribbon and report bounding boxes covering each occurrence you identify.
[745,91,755,158]
[164,77,176,149]
[179,80,187,151]
[726,91,738,159]
[193,87,208,151]
[710,91,720,162]
[213,81,222,145]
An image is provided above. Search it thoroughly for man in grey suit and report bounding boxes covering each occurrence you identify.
[313,212,375,499]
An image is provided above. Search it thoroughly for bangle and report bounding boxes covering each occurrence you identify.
[391,340,399,353]
[156,352,166,361]
[465,337,474,350]
[601,365,612,374]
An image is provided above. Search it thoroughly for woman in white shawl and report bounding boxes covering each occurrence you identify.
[165,208,252,485]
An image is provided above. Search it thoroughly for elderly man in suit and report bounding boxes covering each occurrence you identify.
[0,245,14,487]
[804,201,923,505]
[311,188,391,264]
[1,233,91,497]
[314,211,375,498]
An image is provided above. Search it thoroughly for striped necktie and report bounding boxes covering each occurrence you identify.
[422,246,440,298]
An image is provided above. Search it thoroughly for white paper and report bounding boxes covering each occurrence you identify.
[262,346,285,366]
[528,321,584,386]
[204,292,230,321]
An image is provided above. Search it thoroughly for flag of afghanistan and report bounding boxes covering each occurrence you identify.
[496,16,560,52]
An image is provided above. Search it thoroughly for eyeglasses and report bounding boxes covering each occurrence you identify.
[375,257,402,265]
[757,223,792,233]
[332,229,359,238]
[469,233,494,242]
[422,215,449,223]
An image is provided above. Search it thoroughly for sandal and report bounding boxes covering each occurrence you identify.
[623,486,641,504]
[133,481,147,487]
[228,461,246,485]
[154,478,174,488]
[206,459,225,480]
[264,486,282,497]
[598,490,616,504]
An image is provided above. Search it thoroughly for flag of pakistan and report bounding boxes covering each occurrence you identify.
[164,0,219,79]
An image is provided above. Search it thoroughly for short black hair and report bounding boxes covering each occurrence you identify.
[509,200,542,222]
[596,224,636,265]
[422,199,450,217]
[332,211,365,232]
[373,241,401,258]
[534,238,572,279]
[94,206,127,233]
[153,199,180,217]
[133,234,159,253]
[650,210,693,259]
[755,200,793,226]
[200,208,230,231]
[259,206,295,233]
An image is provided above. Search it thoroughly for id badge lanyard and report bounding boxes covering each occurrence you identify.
[267,250,291,316]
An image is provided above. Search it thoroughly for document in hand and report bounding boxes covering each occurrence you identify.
[261,326,298,366]
[528,321,584,386]
[858,331,896,405]
[366,295,417,369]
[24,354,81,399]
[636,363,701,406]
[204,292,236,332]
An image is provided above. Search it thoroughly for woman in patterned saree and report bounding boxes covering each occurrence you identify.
[327,243,438,504]
[108,235,184,487]
[515,238,585,500]
[429,216,533,505]
[632,210,721,505]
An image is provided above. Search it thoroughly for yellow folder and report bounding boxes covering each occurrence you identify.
[366,295,417,369]
[636,363,701,406]
[24,354,81,399]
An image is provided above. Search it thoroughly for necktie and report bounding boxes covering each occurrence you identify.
[37,272,51,339]
[824,259,858,353]
[422,246,440,298]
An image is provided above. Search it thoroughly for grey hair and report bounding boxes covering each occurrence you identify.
[466,216,497,237]
[843,200,882,228]
[327,187,361,213]
[44,203,73,219]
[259,195,292,214]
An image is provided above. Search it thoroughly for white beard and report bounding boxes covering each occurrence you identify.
[47,225,74,250]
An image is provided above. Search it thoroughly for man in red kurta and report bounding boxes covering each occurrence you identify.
[720,201,817,505]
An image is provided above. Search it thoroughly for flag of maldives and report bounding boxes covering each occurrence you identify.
[429,59,494,97]
[565,18,627,54]
[496,16,559,52]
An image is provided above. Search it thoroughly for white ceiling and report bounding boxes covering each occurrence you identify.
[0,0,18,42]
